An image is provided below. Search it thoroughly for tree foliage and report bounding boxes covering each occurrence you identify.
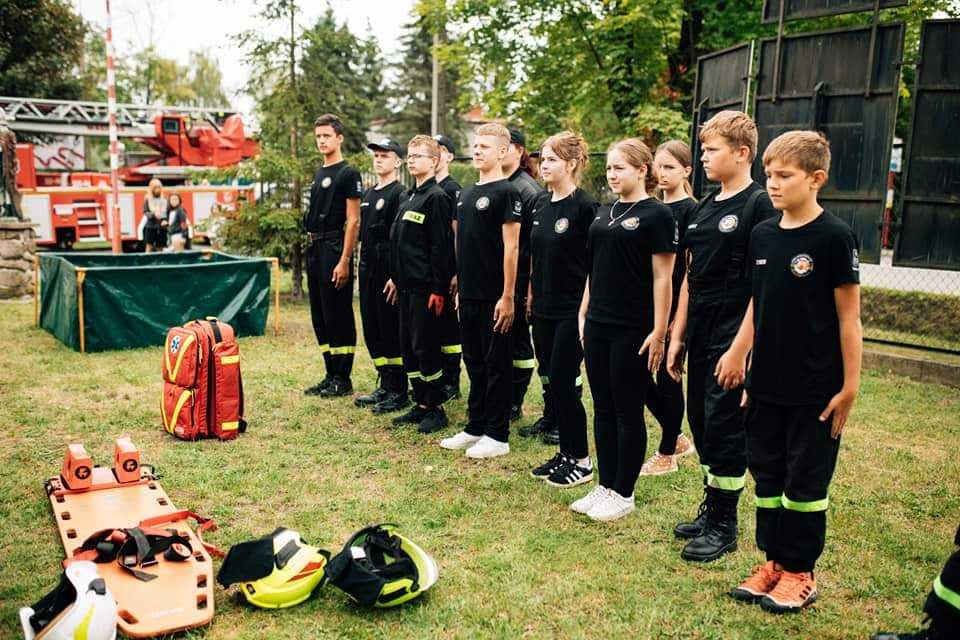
[382,5,463,147]
[0,0,88,99]
[430,0,685,147]
[221,2,387,295]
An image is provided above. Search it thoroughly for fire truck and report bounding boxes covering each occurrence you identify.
[1,96,258,250]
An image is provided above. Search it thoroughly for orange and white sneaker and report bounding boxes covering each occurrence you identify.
[639,452,678,476]
[673,434,696,458]
[730,561,783,603]
[760,570,818,613]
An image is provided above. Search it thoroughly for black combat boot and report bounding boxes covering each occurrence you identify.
[674,485,709,539]
[681,487,739,562]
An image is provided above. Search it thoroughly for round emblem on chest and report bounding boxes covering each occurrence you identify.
[790,253,814,278]
[321,176,332,188]
[375,198,385,211]
[554,217,569,233]
[718,214,738,233]
[476,196,490,211]
[621,217,640,231]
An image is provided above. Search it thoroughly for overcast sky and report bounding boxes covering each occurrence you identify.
[75,0,415,115]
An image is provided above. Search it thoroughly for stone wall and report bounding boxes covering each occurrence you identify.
[0,219,37,300]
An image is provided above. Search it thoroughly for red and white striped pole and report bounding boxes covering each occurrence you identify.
[105,0,122,254]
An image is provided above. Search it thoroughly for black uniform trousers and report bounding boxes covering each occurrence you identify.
[398,290,443,408]
[645,347,685,455]
[924,525,960,633]
[306,236,356,379]
[746,399,840,573]
[460,299,514,443]
[537,350,584,427]
[532,316,587,459]
[358,247,405,394]
[584,320,652,498]
[686,287,750,491]
[439,295,462,389]
[511,297,536,409]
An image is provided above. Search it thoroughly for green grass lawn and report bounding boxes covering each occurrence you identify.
[1,294,958,639]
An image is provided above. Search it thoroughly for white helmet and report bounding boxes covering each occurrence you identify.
[19,561,117,640]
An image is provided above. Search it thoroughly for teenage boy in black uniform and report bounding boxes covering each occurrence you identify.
[303,113,362,397]
[715,131,861,613]
[433,134,463,402]
[504,127,543,424]
[356,138,409,414]
[440,123,522,459]
[666,110,777,561]
[384,135,453,434]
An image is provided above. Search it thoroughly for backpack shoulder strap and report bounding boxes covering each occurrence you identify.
[728,188,766,282]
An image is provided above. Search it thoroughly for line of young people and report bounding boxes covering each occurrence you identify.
[558,112,860,615]
[302,111,863,614]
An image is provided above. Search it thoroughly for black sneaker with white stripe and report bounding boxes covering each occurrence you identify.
[546,458,594,487]
[530,453,565,479]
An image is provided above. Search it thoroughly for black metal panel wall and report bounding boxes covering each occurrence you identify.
[690,42,753,199]
[894,19,960,270]
[761,0,906,24]
[753,23,904,263]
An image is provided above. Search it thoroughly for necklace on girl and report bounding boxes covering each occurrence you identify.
[608,199,642,226]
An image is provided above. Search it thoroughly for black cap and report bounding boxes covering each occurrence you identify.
[508,127,526,147]
[367,138,404,157]
[433,134,456,155]
[529,144,542,158]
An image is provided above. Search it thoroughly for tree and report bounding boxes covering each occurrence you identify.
[187,51,230,107]
[433,0,685,147]
[0,0,88,99]
[298,9,385,152]
[223,2,385,297]
[383,6,462,146]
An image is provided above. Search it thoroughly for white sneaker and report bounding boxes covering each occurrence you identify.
[465,435,510,459]
[570,485,609,514]
[587,491,636,522]
[439,431,482,450]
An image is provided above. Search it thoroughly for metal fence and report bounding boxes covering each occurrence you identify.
[688,14,960,356]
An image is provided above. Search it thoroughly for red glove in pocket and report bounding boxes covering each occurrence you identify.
[427,294,444,317]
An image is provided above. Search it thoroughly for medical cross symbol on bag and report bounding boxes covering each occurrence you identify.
[170,335,181,354]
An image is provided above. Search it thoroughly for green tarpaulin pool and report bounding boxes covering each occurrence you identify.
[37,251,279,352]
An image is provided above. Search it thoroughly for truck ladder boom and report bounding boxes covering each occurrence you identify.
[0,96,237,138]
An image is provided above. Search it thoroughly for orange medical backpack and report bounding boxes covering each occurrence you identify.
[161,318,246,441]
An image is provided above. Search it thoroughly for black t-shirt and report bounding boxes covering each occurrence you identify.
[168,207,188,235]
[360,181,404,261]
[509,169,546,299]
[667,197,698,315]
[437,175,462,216]
[456,179,523,301]
[747,211,860,405]
[530,188,599,319]
[682,182,777,291]
[389,177,452,295]
[586,198,677,328]
[305,160,363,233]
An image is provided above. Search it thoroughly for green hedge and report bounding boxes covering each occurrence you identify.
[862,287,960,346]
